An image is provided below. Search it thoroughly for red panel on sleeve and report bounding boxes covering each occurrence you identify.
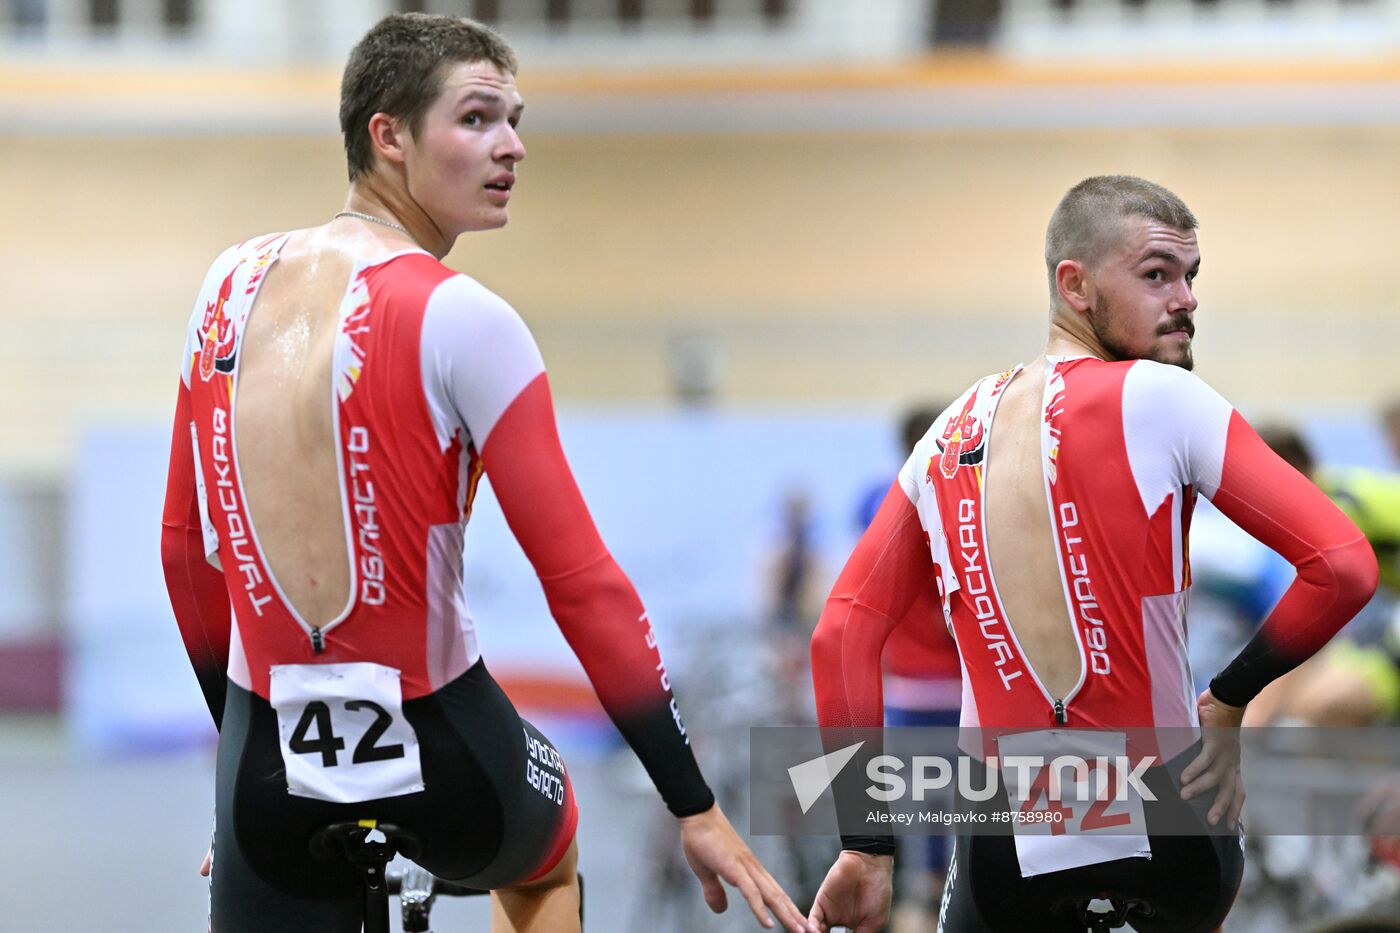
[480,373,712,815]
[480,374,658,711]
[160,380,232,728]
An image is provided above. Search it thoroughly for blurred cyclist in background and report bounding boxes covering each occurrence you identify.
[1244,425,1400,728]
[1381,398,1400,467]
[160,13,810,933]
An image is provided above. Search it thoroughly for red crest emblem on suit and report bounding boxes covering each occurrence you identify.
[934,391,986,480]
[198,265,239,382]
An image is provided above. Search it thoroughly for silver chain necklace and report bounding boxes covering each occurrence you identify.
[333,210,410,235]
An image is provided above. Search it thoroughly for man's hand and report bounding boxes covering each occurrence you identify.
[678,804,817,933]
[1181,688,1247,828]
[807,850,893,933]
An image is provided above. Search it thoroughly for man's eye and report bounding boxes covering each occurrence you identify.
[1145,270,1162,281]
[462,112,483,126]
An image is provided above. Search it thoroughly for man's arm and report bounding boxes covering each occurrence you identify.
[811,482,937,854]
[1205,413,1378,705]
[159,380,232,729]
[1122,362,1378,707]
[426,277,712,812]
[436,284,811,932]
[806,480,937,931]
[479,372,714,815]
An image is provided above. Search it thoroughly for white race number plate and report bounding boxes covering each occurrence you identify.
[269,662,425,803]
[995,729,1151,878]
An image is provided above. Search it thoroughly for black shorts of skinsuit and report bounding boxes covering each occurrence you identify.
[937,743,1244,933]
[210,659,576,933]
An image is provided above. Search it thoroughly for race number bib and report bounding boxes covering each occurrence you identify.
[995,729,1152,878]
[269,662,425,804]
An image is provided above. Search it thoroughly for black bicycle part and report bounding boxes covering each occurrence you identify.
[309,821,424,933]
[1074,895,1153,932]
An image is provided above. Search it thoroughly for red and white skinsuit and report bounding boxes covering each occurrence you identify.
[814,355,1376,737]
[161,234,713,816]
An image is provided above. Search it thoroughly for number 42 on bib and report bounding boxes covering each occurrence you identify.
[270,662,425,804]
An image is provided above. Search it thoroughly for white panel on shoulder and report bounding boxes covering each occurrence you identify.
[420,275,546,451]
[181,244,241,388]
[896,440,926,504]
[1121,361,1233,513]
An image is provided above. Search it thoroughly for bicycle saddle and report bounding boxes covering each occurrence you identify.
[309,820,424,864]
[1073,895,1154,932]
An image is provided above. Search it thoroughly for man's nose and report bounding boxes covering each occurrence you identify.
[499,125,526,164]
[1175,279,1198,313]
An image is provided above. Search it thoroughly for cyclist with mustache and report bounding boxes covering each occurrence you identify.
[806,175,1378,933]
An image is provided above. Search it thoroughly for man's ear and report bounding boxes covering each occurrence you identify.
[366,112,409,168]
[1055,259,1093,315]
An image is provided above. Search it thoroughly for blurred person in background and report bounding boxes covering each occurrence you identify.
[806,175,1377,932]
[757,485,843,908]
[765,486,826,724]
[853,403,961,931]
[1243,425,1400,728]
[159,13,810,933]
[1178,494,1290,698]
[1381,398,1400,467]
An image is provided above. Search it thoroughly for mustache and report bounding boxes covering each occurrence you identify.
[1158,315,1195,338]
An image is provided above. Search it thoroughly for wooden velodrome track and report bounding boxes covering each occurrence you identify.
[4,55,1400,472]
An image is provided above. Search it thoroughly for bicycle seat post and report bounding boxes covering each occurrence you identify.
[310,820,424,933]
[360,852,391,933]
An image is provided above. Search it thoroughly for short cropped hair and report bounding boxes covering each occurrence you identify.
[1044,175,1198,297]
[340,13,517,181]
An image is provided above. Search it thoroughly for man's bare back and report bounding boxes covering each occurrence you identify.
[983,357,1082,701]
[234,227,404,628]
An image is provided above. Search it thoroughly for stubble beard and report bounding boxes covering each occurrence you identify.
[1089,292,1194,372]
